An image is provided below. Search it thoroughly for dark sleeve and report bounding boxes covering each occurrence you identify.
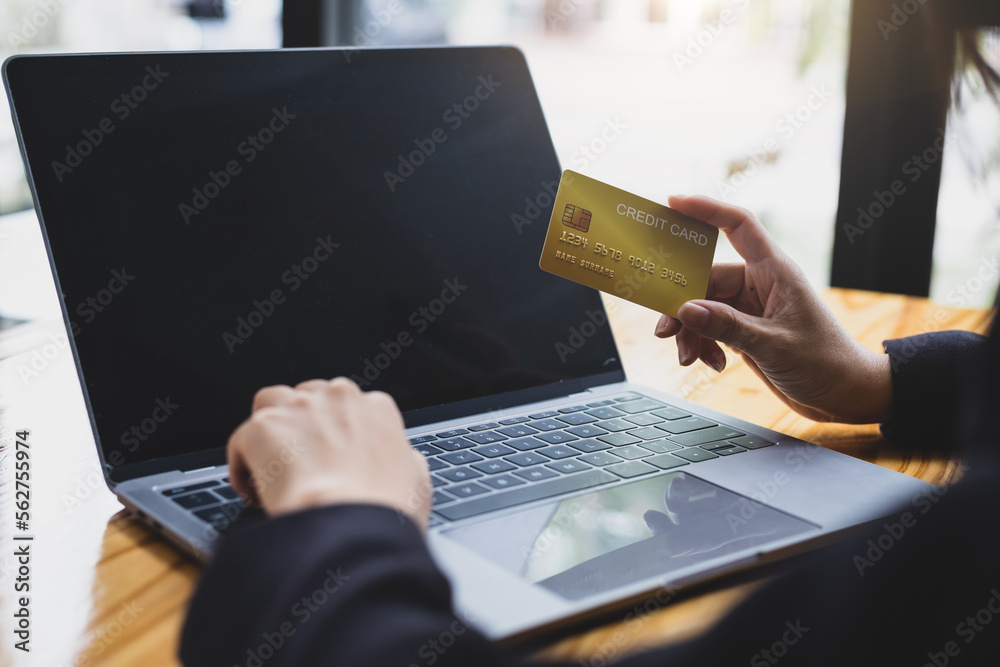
[880,330,987,449]
[178,504,535,667]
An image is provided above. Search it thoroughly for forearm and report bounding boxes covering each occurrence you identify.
[179,505,530,667]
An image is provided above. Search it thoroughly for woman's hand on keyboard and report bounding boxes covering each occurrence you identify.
[653,196,892,425]
[226,377,433,529]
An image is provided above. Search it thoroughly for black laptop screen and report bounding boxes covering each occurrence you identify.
[4,47,623,473]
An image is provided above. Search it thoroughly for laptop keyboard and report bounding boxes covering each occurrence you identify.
[158,392,774,532]
[413,393,774,525]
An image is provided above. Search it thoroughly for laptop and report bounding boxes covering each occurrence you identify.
[3,46,933,641]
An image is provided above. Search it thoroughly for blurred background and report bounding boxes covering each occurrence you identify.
[1,0,999,313]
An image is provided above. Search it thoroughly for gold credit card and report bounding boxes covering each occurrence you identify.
[539,170,718,317]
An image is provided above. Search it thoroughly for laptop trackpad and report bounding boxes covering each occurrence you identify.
[441,472,819,600]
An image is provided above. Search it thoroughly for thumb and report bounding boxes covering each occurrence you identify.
[676,300,766,353]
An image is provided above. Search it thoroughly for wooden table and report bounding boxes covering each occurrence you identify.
[0,288,990,666]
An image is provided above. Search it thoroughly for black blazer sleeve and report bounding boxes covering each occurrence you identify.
[881,330,987,449]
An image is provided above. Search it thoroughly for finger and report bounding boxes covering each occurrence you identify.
[698,338,727,373]
[226,425,261,506]
[667,195,781,264]
[654,314,683,338]
[295,378,334,392]
[676,325,702,366]
[676,299,766,354]
[251,385,296,412]
[705,263,747,301]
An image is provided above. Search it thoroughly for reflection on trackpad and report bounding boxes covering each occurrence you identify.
[442,472,819,600]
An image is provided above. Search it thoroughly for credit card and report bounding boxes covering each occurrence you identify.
[539,170,718,317]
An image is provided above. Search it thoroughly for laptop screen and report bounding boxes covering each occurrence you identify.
[4,47,623,477]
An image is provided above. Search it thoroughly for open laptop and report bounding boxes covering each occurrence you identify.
[3,46,932,640]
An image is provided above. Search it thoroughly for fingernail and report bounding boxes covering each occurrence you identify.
[654,315,669,337]
[677,339,692,366]
[706,349,726,373]
[678,303,709,328]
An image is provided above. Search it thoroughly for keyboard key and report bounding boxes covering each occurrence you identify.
[173,491,220,509]
[433,490,455,505]
[557,405,588,413]
[513,466,560,482]
[431,474,448,487]
[612,445,653,460]
[436,429,469,438]
[480,474,526,490]
[626,426,669,440]
[427,458,448,471]
[596,418,634,432]
[415,443,443,456]
[623,413,663,426]
[557,412,597,425]
[613,392,644,402]
[568,438,611,453]
[530,418,564,432]
[670,426,745,447]
[656,417,716,434]
[606,461,658,478]
[468,422,501,431]
[529,410,559,419]
[213,486,248,503]
[547,459,592,474]
[644,453,690,470]
[498,416,530,425]
[472,443,516,458]
[586,400,615,407]
[577,451,623,466]
[597,432,642,447]
[162,481,219,497]
[441,451,484,465]
[537,445,578,459]
[651,406,691,421]
[506,452,550,467]
[439,466,483,482]
[673,448,719,463]
[435,437,474,451]
[567,424,608,438]
[409,435,437,445]
[465,431,508,445]
[436,469,616,521]
[729,436,776,450]
[639,439,682,454]
[448,482,491,498]
[714,446,747,456]
[497,424,538,438]
[615,399,666,414]
[587,406,625,420]
[193,502,244,527]
[506,437,547,451]
[536,431,580,445]
[472,459,517,474]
